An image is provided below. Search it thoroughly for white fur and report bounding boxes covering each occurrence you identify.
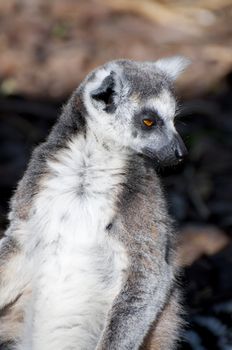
[7,58,187,349]
[16,133,129,350]
[155,56,190,80]
[147,90,176,122]
[83,67,178,159]
[83,67,133,150]
[0,232,32,311]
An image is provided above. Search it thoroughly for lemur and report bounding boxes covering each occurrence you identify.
[0,57,189,350]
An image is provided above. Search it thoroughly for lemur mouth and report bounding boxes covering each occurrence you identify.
[142,133,188,167]
[142,146,187,168]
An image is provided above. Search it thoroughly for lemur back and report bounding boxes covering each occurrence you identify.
[0,57,189,350]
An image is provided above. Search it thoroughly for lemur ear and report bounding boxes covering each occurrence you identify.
[91,72,116,112]
[155,56,191,81]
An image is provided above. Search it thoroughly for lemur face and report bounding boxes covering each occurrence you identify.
[84,57,189,166]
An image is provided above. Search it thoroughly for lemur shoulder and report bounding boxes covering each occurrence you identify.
[0,57,189,350]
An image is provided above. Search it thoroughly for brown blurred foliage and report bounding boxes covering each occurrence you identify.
[0,0,232,99]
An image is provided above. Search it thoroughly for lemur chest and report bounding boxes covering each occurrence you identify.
[26,141,129,346]
[27,221,128,350]
[34,191,128,289]
[33,138,126,246]
[32,141,128,277]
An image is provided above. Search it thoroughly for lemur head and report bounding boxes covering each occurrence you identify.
[83,57,190,166]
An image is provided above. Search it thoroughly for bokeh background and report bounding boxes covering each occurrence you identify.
[0,1,232,349]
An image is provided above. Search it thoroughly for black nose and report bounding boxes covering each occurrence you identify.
[173,134,188,161]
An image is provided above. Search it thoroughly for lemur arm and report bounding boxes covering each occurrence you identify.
[96,253,174,350]
[0,234,30,311]
[141,289,181,350]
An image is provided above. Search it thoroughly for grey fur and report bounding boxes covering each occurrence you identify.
[0,57,189,349]
[96,160,178,349]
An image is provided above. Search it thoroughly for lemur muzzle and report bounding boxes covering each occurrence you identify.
[172,133,188,161]
[152,133,188,166]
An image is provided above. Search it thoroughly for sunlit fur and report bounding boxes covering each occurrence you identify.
[84,61,178,155]
[0,57,189,350]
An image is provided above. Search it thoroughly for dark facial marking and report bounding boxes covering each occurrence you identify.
[134,108,164,133]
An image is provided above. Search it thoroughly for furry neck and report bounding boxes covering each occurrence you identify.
[31,129,129,245]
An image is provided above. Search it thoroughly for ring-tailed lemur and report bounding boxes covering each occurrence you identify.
[0,57,189,350]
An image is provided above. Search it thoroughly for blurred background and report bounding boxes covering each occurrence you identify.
[0,0,232,349]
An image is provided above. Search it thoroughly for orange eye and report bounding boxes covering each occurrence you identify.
[143,119,154,127]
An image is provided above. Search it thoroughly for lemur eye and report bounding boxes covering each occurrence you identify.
[143,119,155,127]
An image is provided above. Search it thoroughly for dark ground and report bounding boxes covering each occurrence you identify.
[0,73,232,348]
